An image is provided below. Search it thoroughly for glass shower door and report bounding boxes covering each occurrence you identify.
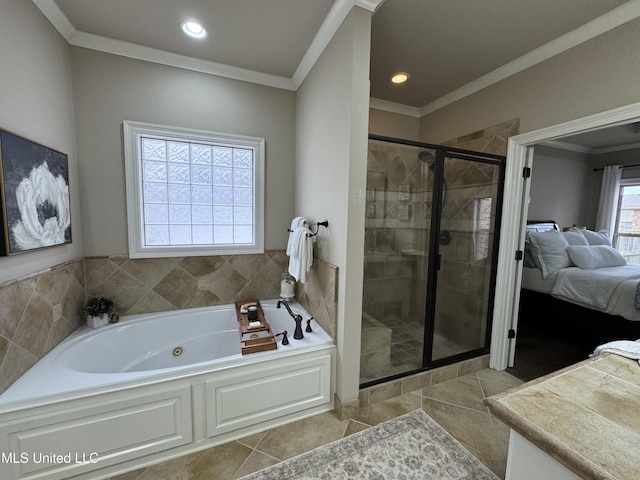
[426,153,504,364]
[361,140,433,384]
[361,136,505,386]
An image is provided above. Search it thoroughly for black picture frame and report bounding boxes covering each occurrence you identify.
[0,129,72,255]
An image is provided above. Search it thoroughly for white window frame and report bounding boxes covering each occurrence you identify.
[613,178,640,263]
[123,120,265,258]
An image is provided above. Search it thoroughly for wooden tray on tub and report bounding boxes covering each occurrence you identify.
[235,300,277,355]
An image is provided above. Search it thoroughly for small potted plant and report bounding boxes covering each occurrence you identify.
[80,296,116,328]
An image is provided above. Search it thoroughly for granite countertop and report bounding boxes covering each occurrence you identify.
[485,354,640,480]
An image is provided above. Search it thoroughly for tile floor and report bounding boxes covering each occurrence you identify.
[110,368,522,480]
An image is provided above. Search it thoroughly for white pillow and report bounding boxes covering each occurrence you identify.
[562,230,588,246]
[566,245,626,270]
[528,230,571,278]
[571,228,611,246]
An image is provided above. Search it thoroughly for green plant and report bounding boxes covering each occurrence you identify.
[80,296,115,317]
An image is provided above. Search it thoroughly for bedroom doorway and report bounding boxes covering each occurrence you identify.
[490,100,640,373]
[361,135,505,386]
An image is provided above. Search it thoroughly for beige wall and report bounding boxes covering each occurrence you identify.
[71,48,297,255]
[419,17,640,143]
[296,7,372,406]
[0,0,83,283]
[529,146,596,229]
[369,108,420,141]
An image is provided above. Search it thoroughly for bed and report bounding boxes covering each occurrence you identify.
[520,222,640,341]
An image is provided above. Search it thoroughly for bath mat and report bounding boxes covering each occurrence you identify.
[240,409,498,479]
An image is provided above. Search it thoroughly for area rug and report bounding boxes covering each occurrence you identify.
[240,409,498,479]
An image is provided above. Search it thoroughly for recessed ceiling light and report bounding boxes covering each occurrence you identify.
[390,72,410,84]
[182,21,207,39]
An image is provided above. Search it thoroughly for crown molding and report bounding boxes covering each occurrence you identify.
[291,0,353,89]
[540,136,640,155]
[538,140,593,154]
[354,0,386,13]
[369,98,420,118]
[419,0,640,116]
[594,142,640,154]
[73,31,295,90]
[292,0,384,88]
[33,0,74,41]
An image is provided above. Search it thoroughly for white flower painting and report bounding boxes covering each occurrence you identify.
[0,130,71,255]
[12,162,70,250]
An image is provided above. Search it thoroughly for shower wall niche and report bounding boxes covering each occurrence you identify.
[361,137,504,385]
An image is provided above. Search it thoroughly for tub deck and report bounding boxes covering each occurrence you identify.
[0,299,332,410]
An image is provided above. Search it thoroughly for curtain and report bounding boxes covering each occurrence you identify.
[595,165,622,238]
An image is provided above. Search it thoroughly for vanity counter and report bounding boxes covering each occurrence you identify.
[486,354,640,480]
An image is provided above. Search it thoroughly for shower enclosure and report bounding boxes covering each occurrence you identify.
[360,135,505,386]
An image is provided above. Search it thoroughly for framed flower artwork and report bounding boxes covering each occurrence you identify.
[0,129,72,255]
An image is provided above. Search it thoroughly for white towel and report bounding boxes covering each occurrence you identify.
[286,217,306,256]
[591,339,640,365]
[286,218,314,283]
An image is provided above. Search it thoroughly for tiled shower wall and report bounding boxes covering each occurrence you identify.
[434,158,501,348]
[0,252,337,394]
[437,119,518,348]
[364,141,430,324]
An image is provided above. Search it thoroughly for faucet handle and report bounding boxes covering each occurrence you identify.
[276,330,289,345]
[306,317,313,333]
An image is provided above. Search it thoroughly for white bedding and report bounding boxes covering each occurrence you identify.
[521,267,555,294]
[521,265,640,321]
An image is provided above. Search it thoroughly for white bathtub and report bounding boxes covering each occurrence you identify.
[0,300,335,480]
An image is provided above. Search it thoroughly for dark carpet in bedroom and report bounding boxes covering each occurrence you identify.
[506,330,595,382]
[507,289,631,382]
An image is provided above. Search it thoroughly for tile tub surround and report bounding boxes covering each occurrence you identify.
[485,354,640,480]
[85,253,338,339]
[0,258,85,394]
[295,258,338,341]
[84,251,291,315]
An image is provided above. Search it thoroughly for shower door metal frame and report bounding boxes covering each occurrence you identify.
[363,135,506,387]
[423,148,506,370]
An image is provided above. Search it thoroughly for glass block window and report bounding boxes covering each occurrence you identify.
[124,121,264,258]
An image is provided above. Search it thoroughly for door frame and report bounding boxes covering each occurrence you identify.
[490,100,640,370]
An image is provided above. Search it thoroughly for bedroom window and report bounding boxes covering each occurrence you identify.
[613,183,640,264]
[123,121,265,258]
[473,197,492,261]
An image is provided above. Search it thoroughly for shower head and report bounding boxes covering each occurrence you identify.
[418,151,436,171]
[418,151,435,165]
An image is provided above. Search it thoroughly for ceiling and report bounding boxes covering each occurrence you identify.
[33,0,640,147]
[370,0,628,109]
[543,122,640,154]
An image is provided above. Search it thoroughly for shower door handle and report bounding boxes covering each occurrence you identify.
[435,254,441,271]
